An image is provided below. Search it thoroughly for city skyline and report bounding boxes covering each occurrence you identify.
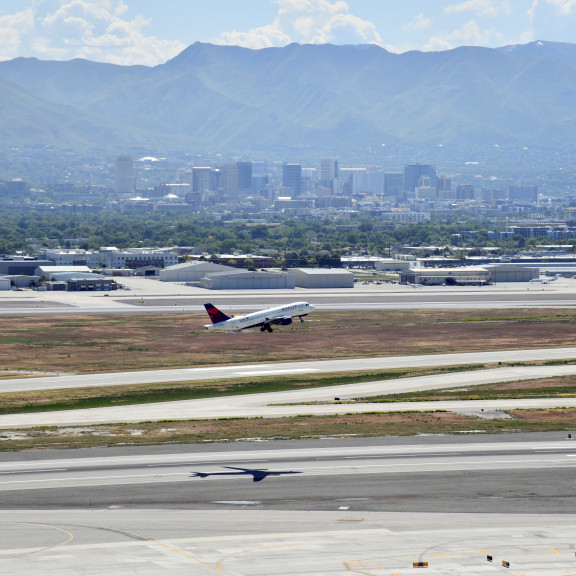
[0,1,575,66]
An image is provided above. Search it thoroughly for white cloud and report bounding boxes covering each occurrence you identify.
[545,0,576,13]
[402,13,432,33]
[424,19,505,51]
[0,0,185,65]
[218,0,383,49]
[445,0,511,17]
[0,9,35,60]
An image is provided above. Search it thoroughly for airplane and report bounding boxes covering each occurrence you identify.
[529,274,560,284]
[191,466,302,482]
[203,301,315,332]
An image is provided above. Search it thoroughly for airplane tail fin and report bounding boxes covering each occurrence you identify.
[204,303,231,324]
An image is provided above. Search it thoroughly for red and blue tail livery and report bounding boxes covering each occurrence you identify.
[204,303,232,324]
[203,301,315,333]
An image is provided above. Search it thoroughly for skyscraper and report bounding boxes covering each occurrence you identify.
[404,164,437,193]
[319,158,339,194]
[282,163,302,197]
[236,161,253,195]
[115,155,134,195]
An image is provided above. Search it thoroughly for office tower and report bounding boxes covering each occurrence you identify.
[383,172,403,197]
[192,167,212,194]
[456,184,475,200]
[282,163,302,197]
[319,158,339,194]
[252,174,269,197]
[115,155,134,195]
[436,175,452,192]
[404,164,436,192]
[236,161,253,194]
[221,163,239,199]
[509,185,538,203]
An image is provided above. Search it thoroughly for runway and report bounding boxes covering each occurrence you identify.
[1,435,576,574]
[2,350,576,428]
[3,346,576,394]
[1,434,576,513]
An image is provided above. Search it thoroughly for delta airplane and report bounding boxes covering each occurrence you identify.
[530,274,560,284]
[204,301,315,332]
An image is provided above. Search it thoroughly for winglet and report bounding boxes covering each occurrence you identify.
[204,303,231,324]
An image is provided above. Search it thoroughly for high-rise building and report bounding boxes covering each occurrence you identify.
[383,172,403,197]
[192,167,212,194]
[509,185,538,203]
[236,161,253,194]
[319,158,339,194]
[404,164,436,193]
[282,163,302,197]
[221,163,239,199]
[115,155,134,195]
[456,185,475,200]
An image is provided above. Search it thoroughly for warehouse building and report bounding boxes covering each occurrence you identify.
[159,261,234,283]
[0,258,53,276]
[292,268,355,288]
[200,270,295,290]
[34,265,101,281]
[484,264,539,282]
[400,267,491,286]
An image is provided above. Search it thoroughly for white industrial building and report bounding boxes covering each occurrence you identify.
[159,261,235,283]
[400,267,490,286]
[200,270,295,290]
[483,264,539,282]
[341,256,412,271]
[41,247,179,270]
[43,249,101,267]
[292,268,354,288]
[34,266,102,281]
[0,277,11,290]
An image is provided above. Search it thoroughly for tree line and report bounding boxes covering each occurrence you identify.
[0,209,569,258]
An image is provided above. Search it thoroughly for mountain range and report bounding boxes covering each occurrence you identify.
[0,40,575,154]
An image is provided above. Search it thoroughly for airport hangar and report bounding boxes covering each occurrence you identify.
[399,264,539,285]
[159,261,354,289]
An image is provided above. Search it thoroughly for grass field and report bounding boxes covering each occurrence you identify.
[1,407,575,451]
[2,308,576,374]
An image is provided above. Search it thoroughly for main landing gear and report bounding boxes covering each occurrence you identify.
[260,323,273,332]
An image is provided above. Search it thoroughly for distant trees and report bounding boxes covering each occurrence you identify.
[0,208,536,261]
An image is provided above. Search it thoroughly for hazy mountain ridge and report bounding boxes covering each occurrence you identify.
[0,40,575,152]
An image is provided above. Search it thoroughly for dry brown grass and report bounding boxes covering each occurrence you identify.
[1,309,575,374]
[1,408,575,452]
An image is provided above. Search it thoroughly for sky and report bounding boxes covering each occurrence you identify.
[0,0,576,66]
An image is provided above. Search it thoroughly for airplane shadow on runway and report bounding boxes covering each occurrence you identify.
[190,466,302,482]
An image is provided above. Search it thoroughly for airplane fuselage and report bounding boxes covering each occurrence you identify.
[204,301,314,332]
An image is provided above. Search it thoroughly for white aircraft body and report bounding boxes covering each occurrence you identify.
[530,274,560,284]
[204,301,315,332]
